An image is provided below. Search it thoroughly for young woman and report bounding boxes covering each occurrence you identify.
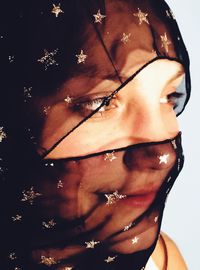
[0,0,190,269]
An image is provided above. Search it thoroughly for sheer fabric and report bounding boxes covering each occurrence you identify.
[0,0,190,269]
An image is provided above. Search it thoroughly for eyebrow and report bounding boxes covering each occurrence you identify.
[167,68,185,84]
[59,59,185,100]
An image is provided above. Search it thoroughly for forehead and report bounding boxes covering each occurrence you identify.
[27,0,179,102]
[69,1,176,78]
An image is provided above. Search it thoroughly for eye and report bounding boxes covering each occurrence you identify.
[70,95,118,118]
[160,92,184,109]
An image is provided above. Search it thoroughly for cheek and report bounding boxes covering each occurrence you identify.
[162,107,180,133]
[45,120,126,158]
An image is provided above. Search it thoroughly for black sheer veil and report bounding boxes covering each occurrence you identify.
[0,0,190,269]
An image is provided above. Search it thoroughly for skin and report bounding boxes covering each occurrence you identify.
[30,59,186,265]
[40,59,185,158]
[152,232,188,269]
[30,3,186,260]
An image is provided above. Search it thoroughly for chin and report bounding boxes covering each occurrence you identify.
[108,224,158,254]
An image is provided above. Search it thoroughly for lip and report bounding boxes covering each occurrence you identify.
[120,191,157,207]
[119,185,160,207]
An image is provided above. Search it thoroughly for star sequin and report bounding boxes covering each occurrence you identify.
[93,9,106,24]
[63,267,73,270]
[21,186,42,205]
[104,255,117,263]
[0,127,7,142]
[76,50,87,64]
[177,158,181,171]
[121,33,131,44]
[43,106,51,115]
[24,87,32,102]
[171,139,177,149]
[51,3,64,18]
[12,214,22,222]
[167,176,172,183]
[85,240,100,249]
[45,162,54,167]
[38,49,59,70]
[8,252,17,260]
[133,8,149,25]
[104,151,117,162]
[105,191,127,205]
[166,9,175,19]
[123,222,133,231]
[8,55,14,63]
[14,267,21,270]
[40,256,58,266]
[154,216,159,223]
[158,154,169,164]
[42,219,56,229]
[57,180,64,189]
[64,96,73,104]
[160,33,171,53]
[131,236,139,245]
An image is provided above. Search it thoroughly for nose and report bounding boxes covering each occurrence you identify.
[127,103,178,143]
[122,88,178,171]
[119,59,181,145]
[121,81,179,144]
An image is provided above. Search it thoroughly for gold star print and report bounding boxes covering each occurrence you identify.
[158,154,169,164]
[12,214,22,222]
[160,33,171,53]
[76,50,87,64]
[177,157,181,171]
[40,256,58,266]
[154,216,159,223]
[64,96,73,104]
[123,222,132,231]
[45,162,54,167]
[42,219,56,229]
[105,191,127,205]
[24,87,32,102]
[0,127,7,142]
[51,3,64,18]
[85,240,100,249]
[133,8,149,25]
[38,49,59,70]
[166,9,175,20]
[93,9,106,24]
[43,106,51,115]
[121,33,131,44]
[104,151,117,162]
[8,252,17,260]
[8,55,14,63]
[104,255,117,263]
[21,186,42,205]
[171,139,177,149]
[131,236,139,245]
[57,180,64,189]
[167,176,172,183]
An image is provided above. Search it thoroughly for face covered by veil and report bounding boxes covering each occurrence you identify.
[0,0,191,269]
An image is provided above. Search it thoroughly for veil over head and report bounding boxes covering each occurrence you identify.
[0,0,190,269]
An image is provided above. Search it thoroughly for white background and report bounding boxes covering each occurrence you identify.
[162,1,200,269]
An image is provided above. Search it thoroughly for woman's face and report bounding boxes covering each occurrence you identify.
[31,58,185,263]
[40,58,184,159]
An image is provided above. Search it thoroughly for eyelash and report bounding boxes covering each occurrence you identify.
[160,92,184,109]
[71,95,116,117]
[70,91,184,118]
